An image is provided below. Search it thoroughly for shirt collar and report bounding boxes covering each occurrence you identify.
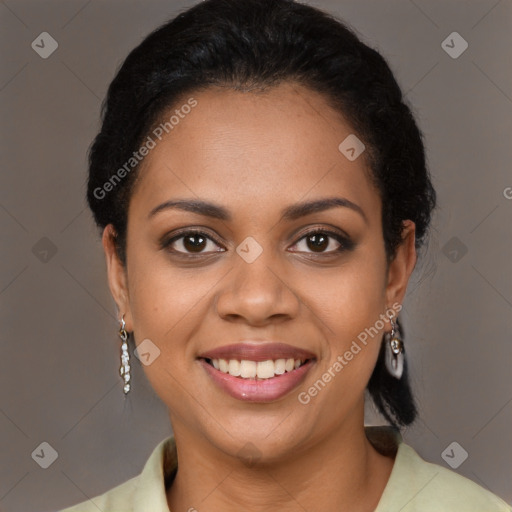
[133,436,177,512]
[132,426,402,512]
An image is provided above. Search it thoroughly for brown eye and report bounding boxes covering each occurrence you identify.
[290,229,353,255]
[305,232,330,252]
[163,230,225,255]
[182,233,207,253]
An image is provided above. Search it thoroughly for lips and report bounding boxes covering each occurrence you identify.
[197,342,317,402]
[198,342,316,362]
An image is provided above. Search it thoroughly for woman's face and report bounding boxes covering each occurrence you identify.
[104,82,416,461]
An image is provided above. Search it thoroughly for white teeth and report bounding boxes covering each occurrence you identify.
[228,359,241,376]
[274,359,286,375]
[256,360,275,379]
[240,360,257,378]
[209,357,306,379]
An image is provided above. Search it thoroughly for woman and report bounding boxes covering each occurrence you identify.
[59,0,511,510]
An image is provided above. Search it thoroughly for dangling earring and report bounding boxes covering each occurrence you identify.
[119,315,131,395]
[385,314,404,379]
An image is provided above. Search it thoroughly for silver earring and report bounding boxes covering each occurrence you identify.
[119,315,131,395]
[385,314,404,379]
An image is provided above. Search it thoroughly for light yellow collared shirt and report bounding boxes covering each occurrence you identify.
[58,426,511,511]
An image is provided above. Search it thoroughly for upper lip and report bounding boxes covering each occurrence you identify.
[198,342,317,362]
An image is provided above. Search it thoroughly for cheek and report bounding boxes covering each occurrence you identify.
[311,257,386,344]
[125,262,212,406]
[305,254,387,407]
[124,250,218,369]
[306,286,384,425]
[126,233,207,323]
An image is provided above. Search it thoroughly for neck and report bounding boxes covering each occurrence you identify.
[166,412,396,511]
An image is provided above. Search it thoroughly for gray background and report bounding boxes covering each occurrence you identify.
[1,0,511,510]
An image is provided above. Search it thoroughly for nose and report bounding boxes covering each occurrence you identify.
[214,248,301,327]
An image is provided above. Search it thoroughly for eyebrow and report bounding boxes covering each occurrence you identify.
[148,197,368,224]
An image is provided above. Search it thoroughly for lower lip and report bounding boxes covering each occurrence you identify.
[199,359,315,402]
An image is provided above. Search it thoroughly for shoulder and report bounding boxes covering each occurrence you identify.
[55,436,175,512]
[378,441,512,511]
[56,475,139,512]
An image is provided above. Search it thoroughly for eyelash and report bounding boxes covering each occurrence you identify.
[160,227,354,258]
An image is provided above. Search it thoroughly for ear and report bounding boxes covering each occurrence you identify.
[384,220,417,310]
[102,224,133,330]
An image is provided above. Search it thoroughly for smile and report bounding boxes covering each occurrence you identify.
[207,357,309,379]
[197,342,317,402]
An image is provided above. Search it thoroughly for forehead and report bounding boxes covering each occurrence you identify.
[130,82,380,222]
